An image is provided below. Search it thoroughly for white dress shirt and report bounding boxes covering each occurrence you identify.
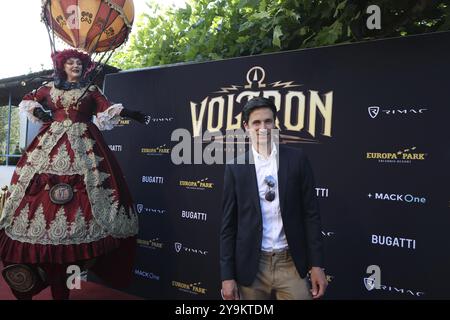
[252,143,288,252]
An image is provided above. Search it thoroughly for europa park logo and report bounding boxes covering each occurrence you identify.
[141,144,171,156]
[172,280,207,295]
[179,177,214,191]
[366,146,427,164]
[137,238,164,250]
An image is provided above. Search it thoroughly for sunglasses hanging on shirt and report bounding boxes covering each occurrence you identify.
[264,175,276,202]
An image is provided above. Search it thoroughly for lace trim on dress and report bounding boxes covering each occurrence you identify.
[18,100,44,124]
[93,104,124,131]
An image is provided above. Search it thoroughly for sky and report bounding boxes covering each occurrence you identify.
[0,0,186,79]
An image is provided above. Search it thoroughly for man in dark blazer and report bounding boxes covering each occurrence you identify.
[220,97,327,300]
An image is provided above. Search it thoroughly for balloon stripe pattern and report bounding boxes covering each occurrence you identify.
[41,0,134,53]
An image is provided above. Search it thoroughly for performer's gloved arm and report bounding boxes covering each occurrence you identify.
[120,108,148,124]
[32,106,53,123]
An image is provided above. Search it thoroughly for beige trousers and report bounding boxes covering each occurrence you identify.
[239,250,312,300]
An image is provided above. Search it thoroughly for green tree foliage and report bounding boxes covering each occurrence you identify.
[0,106,20,165]
[112,0,449,69]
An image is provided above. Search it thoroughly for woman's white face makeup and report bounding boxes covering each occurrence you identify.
[64,57,83,82]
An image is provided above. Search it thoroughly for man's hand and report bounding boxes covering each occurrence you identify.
[221,279,240,300]
[120,108,149,124]
[310,267,328,299]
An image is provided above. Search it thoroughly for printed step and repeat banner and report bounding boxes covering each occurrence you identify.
[100,31,450,299]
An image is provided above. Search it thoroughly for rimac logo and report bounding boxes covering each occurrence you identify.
[363,265,425,297]
[137,238,163,250]
[145,115,175,125]
[174,242,208,255]
[368,106,379,119]
[321,231,335,237]
[364,277,377,291]
[368,106,427,118]
[142,176,164,184]
[316,187,329,198]
[369,284,425,297]
[364,265,381,291]
[108,144,122,152]
[368,193,426,204]
[141,144,171,156]
[366,146,427,164]
[179,178,214,191]
[171,280,207,295]
[371,234,416,250]
[181,210,207,221]
[134,269,160,281]
[136,204,167,214]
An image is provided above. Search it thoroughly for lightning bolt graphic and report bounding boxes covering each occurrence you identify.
[214,85,241,93]
[270,81,302,88]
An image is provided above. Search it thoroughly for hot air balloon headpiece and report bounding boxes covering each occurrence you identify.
[41,0,134,86]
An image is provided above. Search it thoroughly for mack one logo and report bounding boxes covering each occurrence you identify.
[368,193,426,204]
[134,269,160,281]
[174,242,208,255]
[368,106,428,119]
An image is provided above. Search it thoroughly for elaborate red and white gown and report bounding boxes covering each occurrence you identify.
[0,81,138,288]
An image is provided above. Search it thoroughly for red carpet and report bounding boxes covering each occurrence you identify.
[0,262,142,300]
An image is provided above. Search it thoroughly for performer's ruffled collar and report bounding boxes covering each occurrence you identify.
[54,77,89,90]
